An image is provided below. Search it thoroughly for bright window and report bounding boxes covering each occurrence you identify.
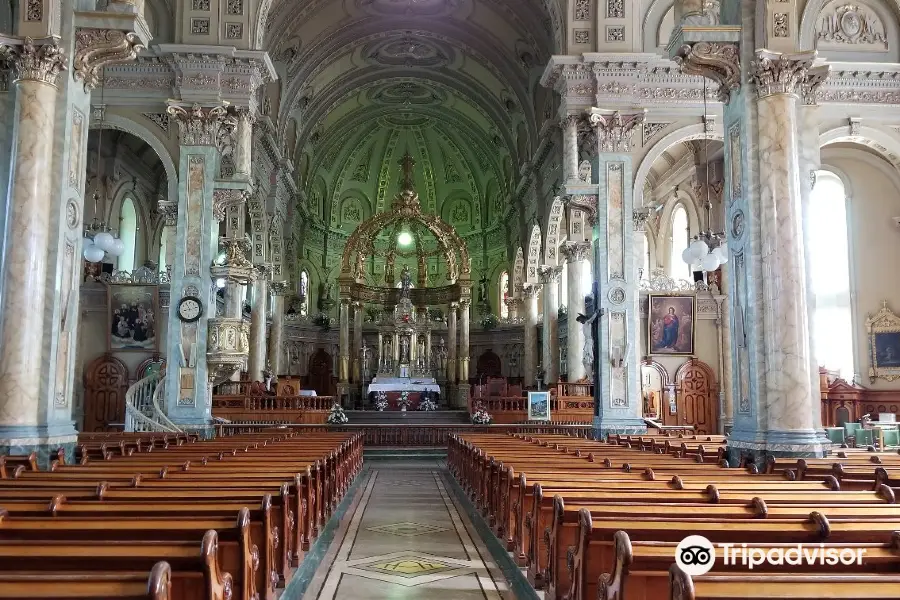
[670,205,690,279]
[299,270,309,316]
[118,196,137,272]
[809,170,854,380]
[499,271,509,318]
[642,233,651,279]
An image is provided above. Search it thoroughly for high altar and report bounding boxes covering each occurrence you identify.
[336,154,473,408]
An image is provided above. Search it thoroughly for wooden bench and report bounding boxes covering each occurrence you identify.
[0,560,172,599]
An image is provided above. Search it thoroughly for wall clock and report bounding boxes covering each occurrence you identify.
[177,295,203,323]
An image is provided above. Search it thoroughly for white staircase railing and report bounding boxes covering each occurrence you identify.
[125,374,180,433]
[151,375,183,433]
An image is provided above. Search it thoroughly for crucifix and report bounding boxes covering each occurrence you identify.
[399,153,416,191]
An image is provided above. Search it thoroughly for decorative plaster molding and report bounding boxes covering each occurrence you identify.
[73,28,144,90]
[212,188,249,221]
[561,241,591,263]
[751,49,816,99]
[166,101,236,146]
[672,41,740,103]
[587,109,645,153]
[0,37,66,86]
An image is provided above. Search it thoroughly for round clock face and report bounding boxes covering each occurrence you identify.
[178,297,202,322]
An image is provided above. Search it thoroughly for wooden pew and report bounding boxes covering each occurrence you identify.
[0,560,173,599]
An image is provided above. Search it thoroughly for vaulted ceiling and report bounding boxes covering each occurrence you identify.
[269,0,558,256]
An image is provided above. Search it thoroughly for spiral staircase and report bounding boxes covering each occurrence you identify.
[124,374,183,433]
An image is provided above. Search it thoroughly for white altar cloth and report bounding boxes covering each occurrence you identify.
[367,377,441,394]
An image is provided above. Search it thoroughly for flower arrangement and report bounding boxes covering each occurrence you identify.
[326,403,348,424]
[419,398,438,412]
[374,391,388,412]
[480,313,498,330]
[398,391,412,411]
[471,401,493,425]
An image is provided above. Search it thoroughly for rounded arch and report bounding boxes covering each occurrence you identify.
[512,246,525,296]
[641,358,671,385]
[544,195,565,265]
[819,125,900,174]
[642,0,675,52]
[526,222,541,283]
[799,0,900,51]
[634,123,724,208]
[90,114,178,212]
[674,357,716,384]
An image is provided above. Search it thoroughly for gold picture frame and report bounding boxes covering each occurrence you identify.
[647,294,696,356]
[866,301,900,383]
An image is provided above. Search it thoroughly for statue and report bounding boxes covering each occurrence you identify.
[399,264,412,300]
[323,281,333,301]
[400,335,411,363]
[383,338,393,370]
[478,275,488,303]
[578,160,592,183]
[576,294,603,381]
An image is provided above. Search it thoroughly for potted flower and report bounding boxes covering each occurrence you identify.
[471,401,493,425]
[398,391,411,412]
[480,313,498,330]
[374,391,388,412]
[327,403,348,425]
[419,397,438,412]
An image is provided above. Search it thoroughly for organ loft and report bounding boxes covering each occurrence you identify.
[0,0,900,598]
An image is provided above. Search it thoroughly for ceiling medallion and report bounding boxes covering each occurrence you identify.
[366,36,450,68]
[358,0,461,17]
[370,82,444,106]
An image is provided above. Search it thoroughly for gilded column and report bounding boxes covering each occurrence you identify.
[338,298,350,383]
[752,50,826,453]
[539,266,562,384]
[523,284,541,386]
[247,265,269,382]
[562,242,591,381]
[352,301,363,383]
[268,281,289,376]
[0,39,66,437]
[447,302,458,383]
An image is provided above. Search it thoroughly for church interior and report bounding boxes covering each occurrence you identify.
[2,0,900,598]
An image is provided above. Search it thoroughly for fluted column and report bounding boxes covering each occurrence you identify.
[562,242,591,381]
[447,302,458,382]
[268,281,289,376]
[248,265,269,381]
[339,298,350,383]
[0,40,65,435]
[752,51,826,452]
[352,301,364,383]
[562,114,580,183]
[458,299,471,383]
[540,266,562,384]
[523,284,541,386]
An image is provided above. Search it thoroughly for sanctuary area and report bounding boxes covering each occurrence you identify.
[2,0,900,598]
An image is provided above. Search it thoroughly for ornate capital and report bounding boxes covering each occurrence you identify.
[73,29,144,90]
[751,50,816,99]
[166,101,236,146]
[560,114,581,130]
[538,265,563,284]
[212,188,249,221]
[220,238,252,268]
[672,42,740,104]
[568,194,598,227]
[158,199,178,226]
[0,37,67,87]
[522,283,542,298]
[229,105,256,125]
[800,65,831,106]
[587,109,645,153]
[633,208,650,232]
[561,241,592,264]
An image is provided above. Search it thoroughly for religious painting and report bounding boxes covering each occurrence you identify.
[648,294,695,356]
[867,302,900,382]
[108,285,159,352]
[528,391,551,421]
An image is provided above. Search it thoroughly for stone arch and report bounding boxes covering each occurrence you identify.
[634,123,724,209]
[642,0,675,52]
[799,0,900,57]
[512,246,525,297]
[819,125,900,173]
[526,222,541,283]
[544,195,565,265]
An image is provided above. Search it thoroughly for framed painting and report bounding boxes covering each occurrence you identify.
[528,391,551,421]
[108,285,160,352]
[648,294,696,356]
[867,302,900,382]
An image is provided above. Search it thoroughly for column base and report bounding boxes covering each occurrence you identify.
[726,428,830,467]
[0,424,79,468]
[592,416,647,440]
[456,384,471,410]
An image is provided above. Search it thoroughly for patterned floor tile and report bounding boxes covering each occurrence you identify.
[365,522,450,537]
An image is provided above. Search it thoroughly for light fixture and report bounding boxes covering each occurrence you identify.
[681,77,726,274]
[398,231,413,246]
[83,67,123,264]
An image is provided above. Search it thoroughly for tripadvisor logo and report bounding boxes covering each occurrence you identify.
[676,536,716,576]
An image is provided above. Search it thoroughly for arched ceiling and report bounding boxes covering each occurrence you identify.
[267,0,557,256]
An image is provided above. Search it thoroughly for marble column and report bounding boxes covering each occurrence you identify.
[231,107,253,182]
[562,242,591,381]
[717,270,735,434]
[447,302,458,383]
[505,297,521,322]
[539,266,562,384]
[248,266,269,381]
[523,284,541,386]
[338,298,350,383]
[458,300,471,383]
[752,50,827,453]
[0,40,66,450]
[352,301,363,383]
[268,282,289,376]
[562,115,580,183]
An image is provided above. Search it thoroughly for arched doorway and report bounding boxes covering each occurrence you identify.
[82,354,130,432]
[674,359,719,435]
[476,350,502,379]
[308,349,334,396]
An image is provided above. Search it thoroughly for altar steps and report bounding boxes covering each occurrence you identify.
[346,410,471,425]
[363,448,447,460]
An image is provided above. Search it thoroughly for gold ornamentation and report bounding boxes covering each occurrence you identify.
[73,28,144,90]
[206,317,250,384]
[866,301,900,383]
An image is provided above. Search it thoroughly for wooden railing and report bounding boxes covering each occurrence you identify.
[468,382,595,424]
[213,422,595,446]
[212,395,335,424]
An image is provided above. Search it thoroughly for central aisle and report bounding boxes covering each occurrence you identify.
[300,461,515,599]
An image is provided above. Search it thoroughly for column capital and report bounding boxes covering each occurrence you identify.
[0,37,66,87]
[158,199,178,227]
[228,104,256,124]
[751,49,818,99]
[269,281,291,296]
[73,28,146,90]
[538,265,563,284]
[561,241,592,264]
[633,208,651,232]
[672,42,741,104]
[212,188,250,221]
[522,283,542,298]
[166,101,237,146]
[587,108,646,153]
[560,114,582,129]
[800,65,831,106]
[449,301,459,310]
[459,299,471,309]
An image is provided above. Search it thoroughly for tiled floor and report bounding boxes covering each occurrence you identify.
[301,461,515,599]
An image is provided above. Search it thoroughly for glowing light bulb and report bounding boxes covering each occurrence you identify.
[398,231,413,246]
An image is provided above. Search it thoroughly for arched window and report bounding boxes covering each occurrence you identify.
[498,271,509,319]
[809,170,854,380]
[299,270,310,316]
[118,196,137,272]
[670,204,690,279]
[641,233,651,279]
